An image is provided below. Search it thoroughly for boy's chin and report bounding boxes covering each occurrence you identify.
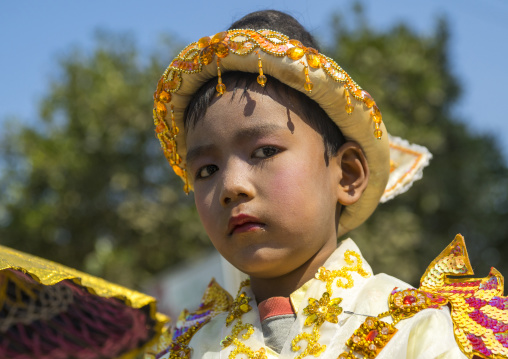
[228,249,308,280]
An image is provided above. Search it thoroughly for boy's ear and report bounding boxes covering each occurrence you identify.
[333,142,370,206]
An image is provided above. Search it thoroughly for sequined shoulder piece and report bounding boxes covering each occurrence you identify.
[418,234,508,358]
[339,235,507,359]
[146,279,233,359]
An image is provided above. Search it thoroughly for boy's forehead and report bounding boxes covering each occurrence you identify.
[185,86,324,153]
[194,88,296,133]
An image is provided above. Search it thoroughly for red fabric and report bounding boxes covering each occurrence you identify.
[258,297,295,322]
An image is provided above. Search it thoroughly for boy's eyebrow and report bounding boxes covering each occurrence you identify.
[186,123,288,165]
[232,123,287,142]
[186,144,216,166]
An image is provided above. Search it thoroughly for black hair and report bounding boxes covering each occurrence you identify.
[229,10,321,51]
[183,10,345,160]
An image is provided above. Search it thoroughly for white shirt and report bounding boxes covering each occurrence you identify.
[154,239,466,359]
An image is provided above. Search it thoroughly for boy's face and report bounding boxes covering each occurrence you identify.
[185,85,343,280]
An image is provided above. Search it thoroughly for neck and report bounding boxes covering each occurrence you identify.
[249,240,337,303]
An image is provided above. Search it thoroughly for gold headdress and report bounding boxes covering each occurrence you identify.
[153,29,431,235]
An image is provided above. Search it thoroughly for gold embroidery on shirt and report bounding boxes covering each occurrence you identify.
[303,292,343,326]
[150,279,232,359]
[291,250,370,359]
[220,280,267,359]
[226,290,252,326]
[219,250,370,359]
[316,250,370,294]
[221,320,267,359]
[291,326,326,359]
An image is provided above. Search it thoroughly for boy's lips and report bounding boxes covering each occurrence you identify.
[228,214,265,235]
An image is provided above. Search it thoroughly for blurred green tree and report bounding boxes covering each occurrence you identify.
[0,32,211,289]
[336,6,508,284]
[1,9,507,290]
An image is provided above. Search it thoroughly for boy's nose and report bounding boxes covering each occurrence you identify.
[220,164,254,206]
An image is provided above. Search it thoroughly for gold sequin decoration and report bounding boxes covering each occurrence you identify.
[388,288,432,324]
[291,326,326,359]
[220,280,268,359]
[378,234,508,359]
[225,280,252,327]
[340,317,397,359]
[158,279,233,359]
[416,235,508,358]
[337,234,508,359]
[315,250,371,294]
[291,250,369,359]
[256,51,267,87]
[303,292,343,326]
[221,321,267,359]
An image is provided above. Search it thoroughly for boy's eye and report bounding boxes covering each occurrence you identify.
[196,165,218,179]
[252,146,280,159]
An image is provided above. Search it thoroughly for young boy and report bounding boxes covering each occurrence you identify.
[148,10,506,359]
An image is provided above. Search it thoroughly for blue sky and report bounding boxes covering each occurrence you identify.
[1,0,507,160]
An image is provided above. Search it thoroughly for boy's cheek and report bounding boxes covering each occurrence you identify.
[194,192,216,227]
[268,162,322,199]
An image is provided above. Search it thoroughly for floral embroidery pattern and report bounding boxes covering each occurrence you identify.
[220,280,267,359]
[291,250,369,359]
[303,292,343,326]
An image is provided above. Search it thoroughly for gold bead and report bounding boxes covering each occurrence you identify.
[304,81,314,92]
[199,47,214,65]
[197,36,211,49]
[173,153,182,165]
[257,74,267,86]
[256,52,267,87]
[156,101,167,119]
[371,112,382,123]
[374,129,383,139]
[307,53,320,68]
[215,42,229,58]
[159,90,171,103]
[363,92,375,108]
[287,46,305,60]
[216,59,226,95]
[289,39,303,47]
[211,31,227,44]
[345,103,354,114]
[172,165,184,177]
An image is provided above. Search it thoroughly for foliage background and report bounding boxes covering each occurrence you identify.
[1,8,507,290]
